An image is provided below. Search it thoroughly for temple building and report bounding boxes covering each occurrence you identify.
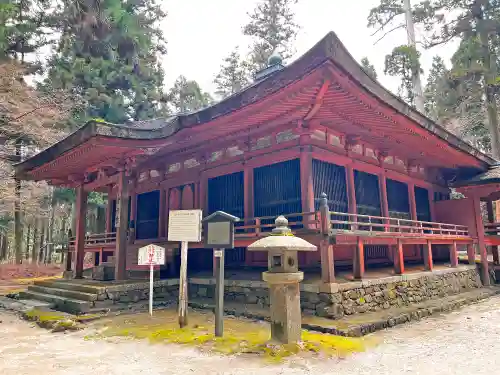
[15,31,500,288]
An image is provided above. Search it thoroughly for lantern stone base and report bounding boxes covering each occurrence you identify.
[263,271,304,344]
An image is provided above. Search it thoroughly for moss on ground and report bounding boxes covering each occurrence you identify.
[23,309,103,332]
[92,309,372,362]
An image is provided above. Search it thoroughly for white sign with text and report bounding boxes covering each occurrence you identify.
[168,209,202,242]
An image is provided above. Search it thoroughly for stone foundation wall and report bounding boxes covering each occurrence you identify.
[189,266,481,319]
[99,279,179,305]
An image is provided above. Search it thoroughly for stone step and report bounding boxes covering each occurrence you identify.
[18,290,91,314]
[28,285,98,302]
[0,296,54,313]
[33,280,103,294]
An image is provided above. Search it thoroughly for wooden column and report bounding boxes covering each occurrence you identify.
[423,241,433,271]
[158,188,166,238]
[486,200,499,264]
[428,189,436,221]
[450,241,458,267]
[74,185,88,279]
[105,185,113,233]
[128,188,137,243]
[243,166,254,219]
[346,165,356,215]
[299,145,315,214]
[199,173,208,214]
[394,240,405,275]
[244,166,255,266]
[472,195,489,285]
[378,173,389,231]
[353,237,365,279]
[408,183,417,221]
[467,243,476,265]
[114,169,129,280]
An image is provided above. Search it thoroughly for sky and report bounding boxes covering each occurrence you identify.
[160,0,460,97]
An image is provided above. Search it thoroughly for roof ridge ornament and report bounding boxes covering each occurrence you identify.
[254,47,285,81]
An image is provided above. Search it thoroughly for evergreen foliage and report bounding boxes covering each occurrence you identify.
[42,0,168,128]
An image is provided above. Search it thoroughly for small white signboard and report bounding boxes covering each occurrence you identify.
[214,249,223,258]
[138,244,165,316]
[168,210,202,242]
[138,244,165,266]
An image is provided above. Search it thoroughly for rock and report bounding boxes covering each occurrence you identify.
[326,304,344,319]
[364,294,373,303]
[383,302,390,309]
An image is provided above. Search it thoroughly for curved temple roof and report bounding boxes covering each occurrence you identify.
[15,31,496,182]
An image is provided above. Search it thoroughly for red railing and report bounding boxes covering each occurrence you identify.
[329,211,469,237]
[70,211,471,249]
[69,232,116,247]
[485,222,500,236]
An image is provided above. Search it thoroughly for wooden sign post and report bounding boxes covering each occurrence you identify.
[168,209,202,328]
[202,211,239,337]
[138,244,165,316]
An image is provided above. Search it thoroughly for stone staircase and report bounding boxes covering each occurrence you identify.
[19,279,105,314]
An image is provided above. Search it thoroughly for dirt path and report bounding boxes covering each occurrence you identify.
[2,296,500,375]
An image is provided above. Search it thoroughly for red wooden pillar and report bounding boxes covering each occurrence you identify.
[486,200,499,264]
[423,241,433,271]
[74,184,88,279]
[353,237,364,279]
[300,145,315,217]
[467,243,476,265]
[450,241,458,267]
[428,189,436,222]
[105,185,113,233]
[408,183,417,221]
[394,240,405,275]
[472,195,489,285]
[114,169,129,280]
[378,173,389,231]
[158,188,166,238]
[346,165,357,216]
[129,188,137,243]
[244,166,254,266]
[199,173,208,214]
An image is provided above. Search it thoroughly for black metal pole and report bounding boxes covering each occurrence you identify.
[214,248,225,337]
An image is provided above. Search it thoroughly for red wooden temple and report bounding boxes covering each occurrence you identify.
[14,32,500,285]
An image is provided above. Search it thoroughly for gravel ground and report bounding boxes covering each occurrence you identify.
[1,296,500,375]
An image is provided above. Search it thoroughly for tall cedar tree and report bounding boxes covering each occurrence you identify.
[167,75,213,114]
[368,0,500,158]
[361,57,378,80]
[214,48,251,99]
[243,0,299,72]
[43,0,168,127]
[0,1,70,263]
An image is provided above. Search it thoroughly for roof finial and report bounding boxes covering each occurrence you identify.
[268,48,283,67]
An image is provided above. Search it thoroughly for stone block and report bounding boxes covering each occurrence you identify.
[92,264,115,281]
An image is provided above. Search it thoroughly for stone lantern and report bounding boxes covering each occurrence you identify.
[248,216,317,344]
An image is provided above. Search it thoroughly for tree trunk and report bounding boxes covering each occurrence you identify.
[32,219,39,263]
[45,189,56,264]
[479,13,500,158]
[60,216,67,265]
[25,224,31,260]
[38,220,46,264]
[0,233,6,261]
[14,144,22,264]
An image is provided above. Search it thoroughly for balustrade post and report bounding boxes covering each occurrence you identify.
[319,193,335,283]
